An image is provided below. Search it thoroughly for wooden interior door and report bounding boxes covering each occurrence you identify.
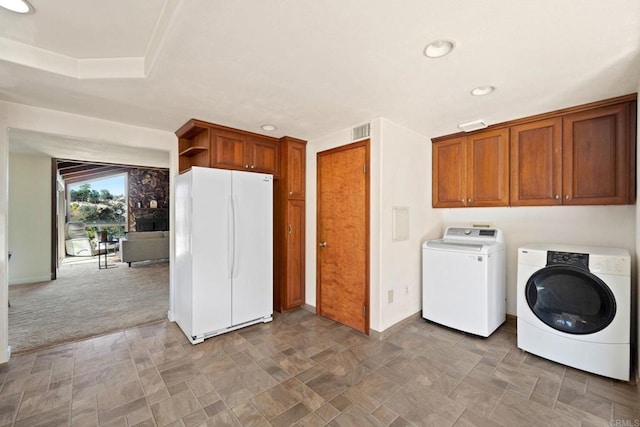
[317,140,369,334]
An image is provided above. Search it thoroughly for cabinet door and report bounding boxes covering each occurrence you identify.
[212,130,247,170]
[287,142,306,199]
[249,137,280,176]
[510,118,562,206]
[285,200,305,309]
[562,104,630,205]
[432,137,466,208]
[466,128,510,207]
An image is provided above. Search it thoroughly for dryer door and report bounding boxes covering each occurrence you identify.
[525,265,616,335]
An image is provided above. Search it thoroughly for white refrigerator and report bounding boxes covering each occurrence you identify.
[174,166,273,344]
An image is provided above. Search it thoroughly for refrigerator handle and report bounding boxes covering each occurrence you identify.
[228,196,234,278]
[232,195,239,278]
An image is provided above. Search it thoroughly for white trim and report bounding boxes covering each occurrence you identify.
[9,275,51,286]
[0,0,182,80]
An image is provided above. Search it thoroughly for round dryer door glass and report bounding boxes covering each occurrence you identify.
[525,265,616,335]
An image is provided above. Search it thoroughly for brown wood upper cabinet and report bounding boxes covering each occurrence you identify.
[286,140,305,199]
[432,128,510,208]
[562,104,631,205]
[434,94,636,208]
[510,118,562,206]
[211,130,280,176]
[176,119,280,176]
[510,103,633,206]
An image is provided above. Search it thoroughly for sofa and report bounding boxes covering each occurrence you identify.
[119,231,169,267]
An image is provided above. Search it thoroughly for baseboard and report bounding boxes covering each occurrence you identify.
[301,303,315,314]
[370,310,423,341]
[167,310,175,322]
[9,275,51,285]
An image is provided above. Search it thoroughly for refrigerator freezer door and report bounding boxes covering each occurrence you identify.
[190,167,233,336]
[231,171,273,325]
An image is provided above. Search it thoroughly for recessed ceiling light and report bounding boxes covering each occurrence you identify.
[423,40,455,58]
[261,124,276,131]
[471,86,496,96]
[0,0,33,14]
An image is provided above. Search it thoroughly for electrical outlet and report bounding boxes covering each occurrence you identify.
[388,290,394,304]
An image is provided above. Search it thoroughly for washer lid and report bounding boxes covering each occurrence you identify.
[425,240,484,252]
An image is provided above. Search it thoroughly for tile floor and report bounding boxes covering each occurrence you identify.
[0,309,638,426]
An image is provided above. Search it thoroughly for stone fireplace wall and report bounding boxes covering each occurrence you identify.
[128,168,169,231]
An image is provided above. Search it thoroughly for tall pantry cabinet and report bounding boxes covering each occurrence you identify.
[274,137,307,312]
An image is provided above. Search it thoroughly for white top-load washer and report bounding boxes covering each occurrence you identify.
[422,227,505,337]
[517,244,630,381]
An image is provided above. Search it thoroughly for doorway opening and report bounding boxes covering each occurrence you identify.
[8,130,171,353]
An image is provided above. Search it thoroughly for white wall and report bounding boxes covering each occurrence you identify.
[306,118,443,333]
[8,153,52,285]
[0,101,177,363]
[443,205,636,315]
[378,119,441,330]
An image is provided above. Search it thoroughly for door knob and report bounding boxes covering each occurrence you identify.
[319,241,327,248]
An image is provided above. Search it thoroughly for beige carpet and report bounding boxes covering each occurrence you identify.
[8,257,169,353]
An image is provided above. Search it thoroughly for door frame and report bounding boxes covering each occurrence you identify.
[316,139,370,334]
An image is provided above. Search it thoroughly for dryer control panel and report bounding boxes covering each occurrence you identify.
[546,251,589,270]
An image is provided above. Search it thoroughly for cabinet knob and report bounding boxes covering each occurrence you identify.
[467,198,472,203]
[289,191,293,195]
[244,164,249,168]
[319,241,327,248]
[288,224,292,235]
[460,198,465,203]
[565,194,570,200]
[250,165,255,169]
[555,194,560,200]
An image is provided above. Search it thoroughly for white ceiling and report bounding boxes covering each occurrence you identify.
[0,0,639,144]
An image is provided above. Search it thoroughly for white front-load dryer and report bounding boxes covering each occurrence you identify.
[517,243,630,381]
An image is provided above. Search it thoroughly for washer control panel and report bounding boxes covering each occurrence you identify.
[445,228,497,238]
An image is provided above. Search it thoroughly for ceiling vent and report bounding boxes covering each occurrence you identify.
[458,120,488,132]
[352,123,371,141]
